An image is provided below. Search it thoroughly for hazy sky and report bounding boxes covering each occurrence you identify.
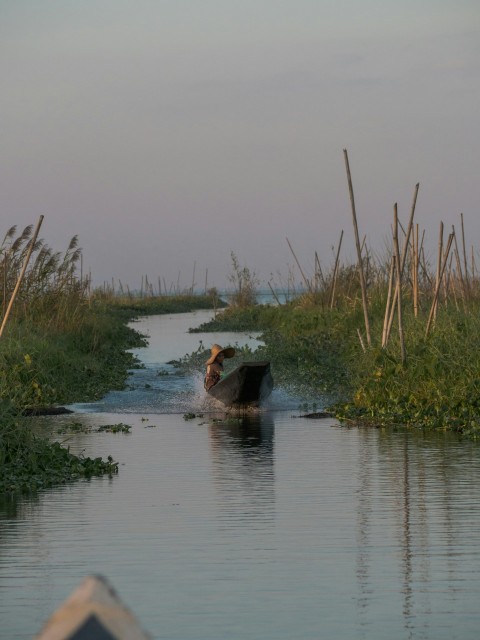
[2,1,479,291]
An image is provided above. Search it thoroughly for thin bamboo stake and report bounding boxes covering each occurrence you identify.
[401,183,420,273]
[451,267,460,311]
[452,226,467,309]
[314,252,326,289]
[0,215,44,338]
[434,222,443,321]
[443,252,454,308]
[286,237,312,293]
[381,255,395,348]
[425,233,454,337]
[343,149,371,346]
[3,249,9,316]
[329,229,344,309]
[460,212,469,294]
[357,328,366,353]
[268,281,282,306]
[191,261,196,294]
[413,224,419,317]
[393,206,407,365]
[385,184,420,340]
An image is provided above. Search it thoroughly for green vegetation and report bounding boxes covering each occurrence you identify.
[186,264,480,438]
[57,422,132,434]
[3,197,480,497]
[0,224,222,495]
[227,251,259,307]
[0,404,118,494]
[94,291,226,316]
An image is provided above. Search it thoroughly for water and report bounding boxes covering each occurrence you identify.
[1,311,480,639]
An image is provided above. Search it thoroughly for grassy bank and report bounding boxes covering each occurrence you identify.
[0,224,222,494]
[188,298,480,438]
[0,291,222,495]
[0,295,217,496]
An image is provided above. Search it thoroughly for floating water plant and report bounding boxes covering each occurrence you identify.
[97,423,131,434]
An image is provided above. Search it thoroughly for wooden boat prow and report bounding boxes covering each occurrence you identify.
[35,575,151,640]
[207,360,273,407]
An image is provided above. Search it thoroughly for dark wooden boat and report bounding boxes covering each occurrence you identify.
[207,361,273,407]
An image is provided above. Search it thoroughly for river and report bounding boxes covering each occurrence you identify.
[1,310,479,639]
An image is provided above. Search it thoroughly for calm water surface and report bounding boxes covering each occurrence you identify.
[1,311,480,639]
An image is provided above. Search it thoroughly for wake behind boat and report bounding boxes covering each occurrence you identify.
[207,361,273,407]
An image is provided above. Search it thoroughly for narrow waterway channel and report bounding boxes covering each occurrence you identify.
[1,310,480,639]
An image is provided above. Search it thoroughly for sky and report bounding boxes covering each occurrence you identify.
[1,0,479,291]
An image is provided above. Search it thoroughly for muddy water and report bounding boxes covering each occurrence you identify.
[1,311,480,639]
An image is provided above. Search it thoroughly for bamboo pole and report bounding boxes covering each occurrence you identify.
[0,215,44,338]
[268,280,282,306]
[433,222,444,321]
[314,252,326,289]
[343,149,371,346]
[401,183,420,273]
[385,184,420,340]
[413,224,419,318]
[443,252,454,308]
[381,254,395,347]
[191,261,196,295]
[329,229,344,309]
[460,213,469,294]
[3,249,9,316]
[425,233,454,337]
[357,328,366,353]
[452,226,467,309]
[393,206,407,365]
[286,237,312,293]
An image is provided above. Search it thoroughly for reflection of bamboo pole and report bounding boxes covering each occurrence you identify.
[393,206,406,365]
[426,233,454,338]
[329,230,344,309]
[343,149,371,346]
[286,237,312,293]
[0,215,44,338]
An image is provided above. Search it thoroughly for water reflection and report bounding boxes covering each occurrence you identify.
[354,427,480,639]
[208,414,275,532]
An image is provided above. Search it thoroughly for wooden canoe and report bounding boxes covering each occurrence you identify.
[207,361,273,407]
[35,575,151,640]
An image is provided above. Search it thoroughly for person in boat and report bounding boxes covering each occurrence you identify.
[204,344,235,391]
